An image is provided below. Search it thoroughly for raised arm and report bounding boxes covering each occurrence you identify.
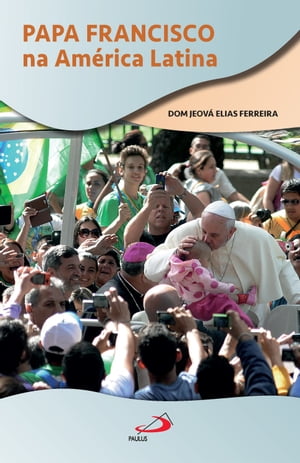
[263,176,281,212]
[104,287,135,376]
[101,202,132,236]
[170,306,207,375]
[164,173,204,218]
[15,207,37,252]
[123,185,167,247]
[227,311,277,396]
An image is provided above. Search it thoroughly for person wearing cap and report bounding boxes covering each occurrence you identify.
[144,201,300,326]
[63,287,135,398]
[97,242,156,317]
[21,312,82,388]
[123,174,204,248]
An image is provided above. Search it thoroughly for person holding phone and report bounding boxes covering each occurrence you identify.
[15,204,62,263]
[123,173,204,248]
[195,311,277,399]
[134,306,205,400]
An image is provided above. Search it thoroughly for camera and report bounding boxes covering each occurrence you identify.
[281,348,295,362]
[47,230,61,246]
[30,272,51,285]
[292,333,300,343]
[155,174,165,189]
[250,328,264,341]
[213,313,229,329]
[93,293,109,309]
[255,208,272,223]
[156,311,175,325]
[81,299,95,317]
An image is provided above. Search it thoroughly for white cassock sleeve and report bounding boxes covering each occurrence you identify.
[144,219,202,282]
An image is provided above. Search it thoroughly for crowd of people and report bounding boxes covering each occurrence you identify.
[1,129,300,400]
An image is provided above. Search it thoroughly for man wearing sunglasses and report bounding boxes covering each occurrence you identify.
[263,179,300,240]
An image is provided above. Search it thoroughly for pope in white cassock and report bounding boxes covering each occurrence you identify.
[144,201,300,326]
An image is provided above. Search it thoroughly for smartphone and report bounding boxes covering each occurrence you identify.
[155,174,165,189]
[30,272,51,285]
[0,205,12,226]
[281,348,295,362]
[108,332,118,347]
[93,293,109,309]
[213,313,229,329]
[156,311,175,325]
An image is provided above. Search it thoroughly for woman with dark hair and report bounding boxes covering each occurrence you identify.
[184,150,222,208]
[75,168,113,219]
[73,216,102,249]
[78,252,98,293]
[73,216,118,258]
[0,238,29,298]
[95,249,120,289]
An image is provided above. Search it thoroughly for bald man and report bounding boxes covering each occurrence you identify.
[143,284,182,322]
[144,201,300,326]
[132,283,226,355]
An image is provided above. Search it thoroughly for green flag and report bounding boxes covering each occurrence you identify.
[0,137,49,219]
[0,166,13,205]
[47,129,108,204]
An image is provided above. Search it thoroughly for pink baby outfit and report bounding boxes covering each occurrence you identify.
[167,255,254,327]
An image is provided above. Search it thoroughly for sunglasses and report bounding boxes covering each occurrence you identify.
[78,228,100,238]
[281,199,300,206]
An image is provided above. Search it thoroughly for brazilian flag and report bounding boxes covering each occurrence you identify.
[0,101,106,219]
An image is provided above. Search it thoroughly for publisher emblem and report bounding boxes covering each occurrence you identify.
[128,413,173,442]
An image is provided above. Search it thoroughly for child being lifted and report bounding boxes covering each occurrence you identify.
[166,239,256,327]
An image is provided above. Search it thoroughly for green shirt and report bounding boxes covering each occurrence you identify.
[97,190,144,250]
[21,364,64,386]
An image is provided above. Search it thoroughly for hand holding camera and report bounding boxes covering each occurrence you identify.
[219,310,253,342]
[7,267,51,306]
[280,334,300,367]
[92,325,118,353]
[157,306,197,334]
[104,287,130,324]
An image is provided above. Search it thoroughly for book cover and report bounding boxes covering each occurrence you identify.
[0,1,299,461]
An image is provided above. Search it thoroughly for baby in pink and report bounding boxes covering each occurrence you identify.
[166,240,255,327]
